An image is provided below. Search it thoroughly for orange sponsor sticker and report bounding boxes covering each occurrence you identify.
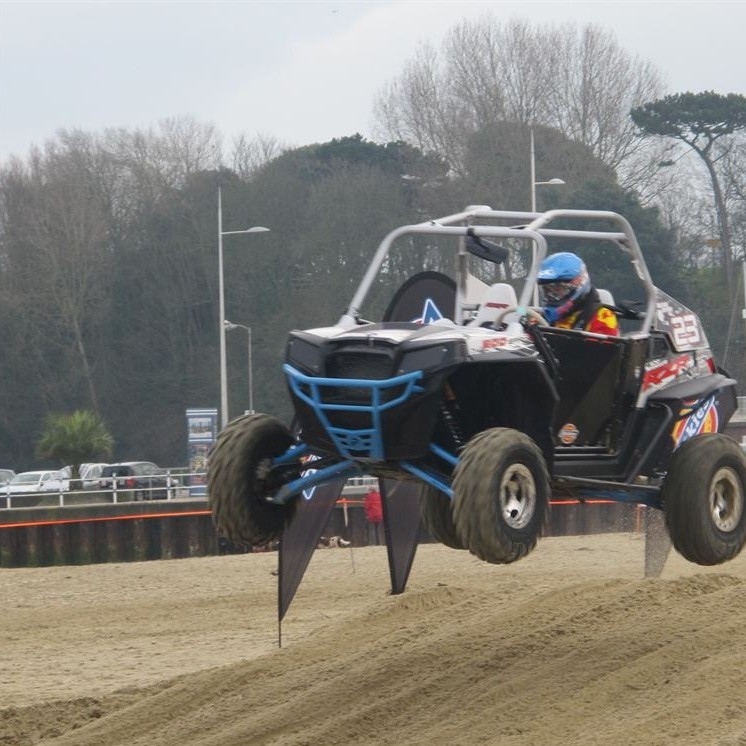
[559,423,579,444]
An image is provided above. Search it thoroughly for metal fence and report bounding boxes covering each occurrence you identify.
[0,471,379,510]
[6,398,746,511]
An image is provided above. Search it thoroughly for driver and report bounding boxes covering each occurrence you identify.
[537,252,619,336]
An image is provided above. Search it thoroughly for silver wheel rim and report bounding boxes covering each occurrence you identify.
[498,463,536,529]
[709,466,744,533]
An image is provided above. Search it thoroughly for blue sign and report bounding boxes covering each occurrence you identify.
[186,408,218,496]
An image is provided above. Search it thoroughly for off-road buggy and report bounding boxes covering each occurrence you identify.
[208,206,746,567]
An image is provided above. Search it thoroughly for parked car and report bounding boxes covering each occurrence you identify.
[0,469,15,487]
[61,463,111,490]
[80,463,110,489]
[99,462,178,500]
[2,470,66,497]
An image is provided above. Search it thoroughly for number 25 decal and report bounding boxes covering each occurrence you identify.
[670,314,701,348]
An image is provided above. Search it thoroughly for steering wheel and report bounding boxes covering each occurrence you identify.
[493,305,550,327]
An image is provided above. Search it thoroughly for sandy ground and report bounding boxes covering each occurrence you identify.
[1,533,746,746]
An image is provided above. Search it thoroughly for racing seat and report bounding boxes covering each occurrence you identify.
[468,283,518,327]
[597,288,616,306]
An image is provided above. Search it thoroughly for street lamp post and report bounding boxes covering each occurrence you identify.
[218,185,269,429]
[225,321,253,415]
[529,127,565,212]
[529,127,565,303]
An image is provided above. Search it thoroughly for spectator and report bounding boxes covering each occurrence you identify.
[363,485,383,545]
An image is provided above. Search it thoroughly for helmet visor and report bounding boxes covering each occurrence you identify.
[540,281,576,306]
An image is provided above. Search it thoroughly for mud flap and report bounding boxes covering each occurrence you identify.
[644,508,672,578]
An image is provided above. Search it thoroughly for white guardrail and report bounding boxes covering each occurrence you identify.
[4,397,745,511]
[0,472,379,510]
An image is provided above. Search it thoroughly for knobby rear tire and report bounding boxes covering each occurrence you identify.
[663,433,746,565]
[419,483,466,550]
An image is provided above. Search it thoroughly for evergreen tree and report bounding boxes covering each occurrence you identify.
[631,92,746,292]
[36,410,114,484]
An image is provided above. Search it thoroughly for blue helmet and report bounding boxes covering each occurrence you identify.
[537,252,591,323]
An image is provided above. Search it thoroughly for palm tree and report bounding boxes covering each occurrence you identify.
[36,410,114,487]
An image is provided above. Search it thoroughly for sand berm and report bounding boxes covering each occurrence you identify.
[2,533,745,745]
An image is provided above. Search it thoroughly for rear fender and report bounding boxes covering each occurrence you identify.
[645,375,738,470]
[649,373,738,436]
[649,372,737,405]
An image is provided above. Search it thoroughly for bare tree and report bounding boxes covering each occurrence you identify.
[373,42,467,173]
[373,18,663,181]
[446,18,555,127]
[545,25,662,172]
[158,116,222,182]
[0,132,113,411]
[98,116,222,198]
[722,132,746,264]
[230,133,287,180]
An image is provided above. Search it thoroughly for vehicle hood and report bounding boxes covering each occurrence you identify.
[292,320,539,360]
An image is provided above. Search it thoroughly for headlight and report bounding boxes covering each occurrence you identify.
[397,341,466,375]
[286,336,323,375]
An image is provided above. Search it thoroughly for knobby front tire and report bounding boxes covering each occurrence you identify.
[452,427,549,564]
[208,413,297,547]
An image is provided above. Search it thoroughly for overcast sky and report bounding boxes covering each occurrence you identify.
[1,0,744,164]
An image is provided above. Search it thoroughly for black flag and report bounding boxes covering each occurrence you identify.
[278,478,346,622]
[381,478,422,594]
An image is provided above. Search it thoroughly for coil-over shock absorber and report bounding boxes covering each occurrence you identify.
[440,383,465,450]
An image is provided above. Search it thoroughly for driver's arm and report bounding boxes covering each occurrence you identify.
[587,307,619,336]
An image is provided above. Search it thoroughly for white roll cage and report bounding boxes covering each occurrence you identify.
[337,206,657,336]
